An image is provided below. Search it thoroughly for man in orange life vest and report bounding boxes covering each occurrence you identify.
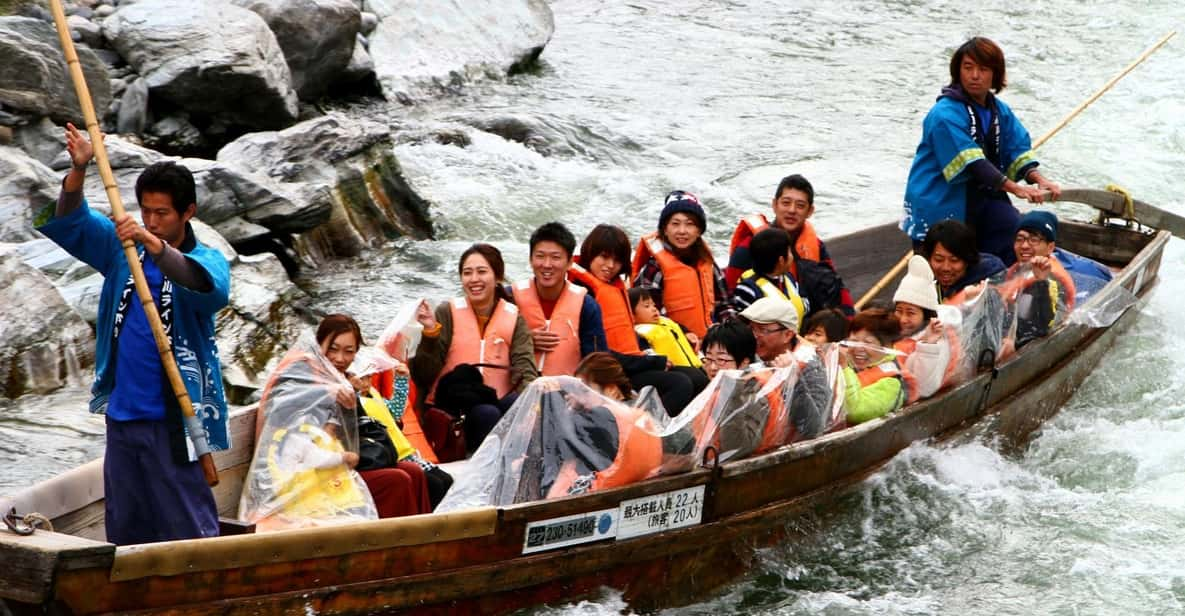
[738,297,832,439]
[512,222,608,376]
[725,174,855,316]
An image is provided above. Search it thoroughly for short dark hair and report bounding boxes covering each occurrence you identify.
[802,308,849,343]
[135,161,197,215]
[627,286,655,311]
[702,321,757,364]
[749,227,792,275]
[922,220,980,268]
[316,313,364,347]
[849,307,902,346]
[577,224,631,279]
[529,222,577,258]
[459,243,512,303]
[950,37,1007,93]
[773,174,814,205]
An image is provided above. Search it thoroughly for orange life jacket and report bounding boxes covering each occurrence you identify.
[630,232,715,338]
[546,403,664,497]
[855,359,919,405]
[513,279,586,376]
[728,215,822,284]
[568,263,641,354]
[430,297,519,402]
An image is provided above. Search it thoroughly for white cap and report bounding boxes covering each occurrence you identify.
[892,255,940,312]
[739,296,799,332]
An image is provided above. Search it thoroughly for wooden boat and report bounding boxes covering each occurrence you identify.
[0,189,1172,615]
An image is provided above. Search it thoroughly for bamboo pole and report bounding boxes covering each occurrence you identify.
[1032,31,1176,149]
[857,31,1176,310]
[48,0,219,486]
[854,251,912,310]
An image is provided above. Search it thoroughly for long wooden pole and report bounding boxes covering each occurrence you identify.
[855,31,1177,311]
[48,0,219,486]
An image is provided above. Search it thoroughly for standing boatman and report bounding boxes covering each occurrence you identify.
[901,37,1061,265]
[35,124,230,545]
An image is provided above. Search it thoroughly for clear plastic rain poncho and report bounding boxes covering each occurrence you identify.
[438,376,677,511]
[238,336,377,531]
[943,259,1136,382]
[437,353,844,511]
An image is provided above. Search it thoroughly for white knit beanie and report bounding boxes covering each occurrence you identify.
[892,255,940,312]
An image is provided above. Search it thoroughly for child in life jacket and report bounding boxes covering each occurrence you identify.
[840,308,915,424]
[630,287,703,369]
[891,255,959,399]
[801,308,850,346]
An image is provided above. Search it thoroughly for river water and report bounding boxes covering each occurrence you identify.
[4,0,1185,613]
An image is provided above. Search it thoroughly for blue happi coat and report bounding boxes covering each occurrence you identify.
[36,200,232,453]
[901,87,1039,241]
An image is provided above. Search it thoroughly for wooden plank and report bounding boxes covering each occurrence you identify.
[0,531,113,605]
[0,459,103,524]
[1058,220,1150,265]
[825,223,913,301]
[211,406,259,471]
[1055,188,1185,238]
[109,507,498,581]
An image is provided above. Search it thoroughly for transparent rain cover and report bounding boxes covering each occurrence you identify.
[238,335,376,531]
[437,376,676,511]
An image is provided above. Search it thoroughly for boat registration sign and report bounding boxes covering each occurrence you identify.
[522,508,618,554]
[616,485,705,540]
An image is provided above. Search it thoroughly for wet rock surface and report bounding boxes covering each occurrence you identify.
[367,0,554,103]
[0,245,94,399]
[102,0,299,131]
[0,16,112,125]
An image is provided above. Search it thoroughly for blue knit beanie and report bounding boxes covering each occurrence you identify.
[1016,209,1058,242]
[658,190,706,232]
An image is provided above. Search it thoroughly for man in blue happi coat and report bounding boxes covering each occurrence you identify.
[35,124,230,545]
[902,37,1061,265]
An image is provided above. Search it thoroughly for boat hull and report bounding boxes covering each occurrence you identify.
[0,211,1168,616]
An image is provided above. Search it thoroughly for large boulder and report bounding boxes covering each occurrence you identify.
[367,0,554,103]
[0,245,95,399]
[230,0,360,101]
[0,145,61,243]
[0,17,112,126]
[215,248,314,404]
[102,0,298,130]
[217,113,434,262]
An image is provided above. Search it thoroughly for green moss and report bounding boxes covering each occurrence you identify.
[0,0,36,16]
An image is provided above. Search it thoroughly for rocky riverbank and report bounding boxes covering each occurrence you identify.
[0,0,555,401]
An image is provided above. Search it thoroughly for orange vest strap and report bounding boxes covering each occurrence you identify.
[568,264,640,354]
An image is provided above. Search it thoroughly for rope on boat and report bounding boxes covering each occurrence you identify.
[3,507,54,536]
[1100,183,1139,228]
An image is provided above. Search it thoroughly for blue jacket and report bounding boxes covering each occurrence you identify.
[902,88,1039,241]
[36,200,233,452]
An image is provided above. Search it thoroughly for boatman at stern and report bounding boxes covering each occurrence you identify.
[35,124,230,545]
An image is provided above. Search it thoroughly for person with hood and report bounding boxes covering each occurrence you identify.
[901,37,1061,264]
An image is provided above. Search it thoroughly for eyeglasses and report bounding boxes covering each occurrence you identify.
[1013,233,1048,246]
[750,325,788,338]
[701,355,737,367]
